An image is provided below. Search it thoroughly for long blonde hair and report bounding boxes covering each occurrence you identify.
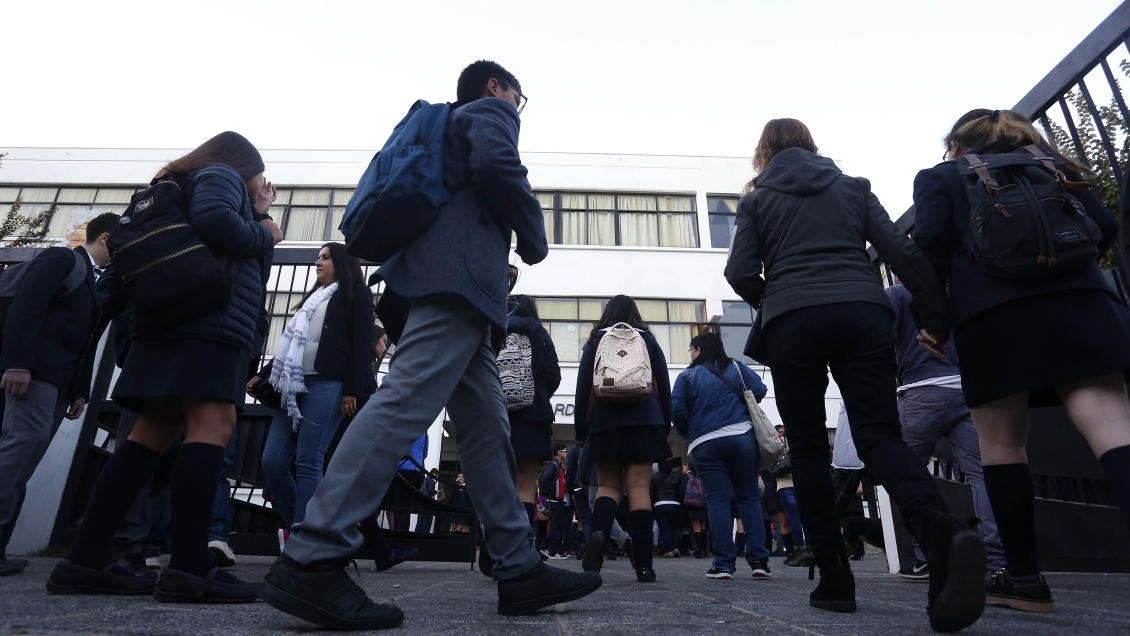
[944,109,1092,179]
[744,118,819,193]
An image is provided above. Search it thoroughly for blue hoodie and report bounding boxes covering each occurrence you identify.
[672,361,767,448]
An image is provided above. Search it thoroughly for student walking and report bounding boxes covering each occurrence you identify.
[575,295,673,583]
[48,131,284,602]
[0,212,118,576]
[887,280,1006,577]
[258,61,601,630]
[540,444,570,558]
[672,332,772,579]
[725,118,986,632]
[649,462,683,559]
[261,242,373,538]
[912,109,1130,613]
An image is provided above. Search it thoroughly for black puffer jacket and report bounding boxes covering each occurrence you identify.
[505,315,561,423]
[134,164,274,354]
[724,148,949,334]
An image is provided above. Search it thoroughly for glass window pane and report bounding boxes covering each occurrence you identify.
[330,208,346,241]
[561,194,586,209]
[94,189,133,203]
[657,196,694,212]
[720,325,755,364]
[709,214,735,249]
[48,206,95,239]
[333,190,354,206]
[0,188,21,202]
[707,197,739,213]
[273,189,292,205]
[617,195,656,211]
[269,205,287,220]
[285,207,328,241]
[636,299,667,322]
[578,299,605,321]
[651,324,672,365]
[561,211,585,245]
[535,298,578,320]
[543,210,555,244]
[588,194,615,210]
[57,189,97,203]
[721,301,753,324]
[589,212,616,245]
[20,188,57,203]
[291,190,330,206]
[90,204,128,215]
[619,212,658,247]
[667,301,701,323]
[668,324,693,364]
[550,322,582,362]
[265,316,288,358]
[658,213,697,248]
[16,202,53,220]
[535,193,554,208]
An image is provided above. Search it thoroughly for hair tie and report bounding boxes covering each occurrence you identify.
[990,110,1000,122]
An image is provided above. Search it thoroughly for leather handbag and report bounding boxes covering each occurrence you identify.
[249,360,281,411]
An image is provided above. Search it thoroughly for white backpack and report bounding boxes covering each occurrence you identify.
[497,332,536,411]
[592,323,653,403]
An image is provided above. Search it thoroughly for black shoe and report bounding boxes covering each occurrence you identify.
[782,551,797,566]
[986,568,1055,613]
[635,566,656,583]
[582,532,605,573]
[376,547,418,573]
[704,567,733,580]
[497,562,602,616]
[808,549,856,613]
[750,559,772,579]
[913,509,987,633]
[47,558,156,595]
[0,556,29,577]
[574,544,586,561]
[478,547,496,578]
[119,553,159,580]
[795,547,814,568]
[849,539,865,561]
[898,558,930,581]
[154,566,261,604]
[260,554,404,630]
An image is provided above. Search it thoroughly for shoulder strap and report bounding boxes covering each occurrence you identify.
[731,361,749,392]
[1023,144,1092,191]
[58,249,89,298]
[701,363,745,402]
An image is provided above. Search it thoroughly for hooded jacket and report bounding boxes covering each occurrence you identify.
[504,315,561,423]
[724,148,949,334]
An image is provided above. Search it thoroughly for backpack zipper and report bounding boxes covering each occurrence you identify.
[127,244,207,278]
[115,223,192,254]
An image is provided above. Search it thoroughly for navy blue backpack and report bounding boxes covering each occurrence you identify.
[339,100,452,263]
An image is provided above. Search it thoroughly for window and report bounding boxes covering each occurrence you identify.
[537,192,699,248]
[0,185,137,241]
[534,297,706,364]
[717,300,757,365]
[707,196,740,248]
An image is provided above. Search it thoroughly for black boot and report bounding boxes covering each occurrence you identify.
[808,545,856,613]
[497,562,603,616]
[260,554,404,630]
[912,509,986,633]
[582,531,605,573]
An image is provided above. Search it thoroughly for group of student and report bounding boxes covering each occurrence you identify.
[0,57,1126,634]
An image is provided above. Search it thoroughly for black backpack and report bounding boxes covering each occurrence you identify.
[0,249,88,340]
[958,145,1102,280]
[107,174,233,326]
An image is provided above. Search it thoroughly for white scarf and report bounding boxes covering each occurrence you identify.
[270,282,339,430]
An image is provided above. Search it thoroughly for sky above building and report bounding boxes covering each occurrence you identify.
[2,0,1123,215]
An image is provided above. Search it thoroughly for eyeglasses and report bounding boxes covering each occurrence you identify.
[499,81,528,114]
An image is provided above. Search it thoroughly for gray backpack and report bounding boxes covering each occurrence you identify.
[497,332,536,411]
[0,249,88,330]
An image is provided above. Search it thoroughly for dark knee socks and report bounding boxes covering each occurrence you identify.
[591,497,618,538]
[68,440,161,569]
[1099,445,1130,532]
[982,463,1040,577]
[167,442,225,576]
[629,510,654,568]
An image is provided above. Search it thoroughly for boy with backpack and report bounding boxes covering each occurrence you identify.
[0,212,118,575]
[259,61,601,630]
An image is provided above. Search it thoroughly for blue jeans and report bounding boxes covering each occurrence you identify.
[778,486,805,547]
[262,375,344,529]
[691,430,770,572]
[208,431,238,542]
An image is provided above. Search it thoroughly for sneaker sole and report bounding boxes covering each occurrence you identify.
[897,572,930,581]
[208,547,237,568]
[497,576,603,616]
[154,584,261,604]
[929,531,987,633]
[0,563,29,577]
[751,571,771,579]
[582,534,605,573]
[705,574,733,580]
[986,593,1056,613]
[810,600,857,613]
[259,582,404,629]
[46,578,155,596]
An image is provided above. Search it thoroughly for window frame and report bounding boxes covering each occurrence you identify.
[536,191,700,248]
[0,184,143,241]
[706,195,742,249]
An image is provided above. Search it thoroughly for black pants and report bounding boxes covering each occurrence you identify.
[765,302,945,553]
[548,501,569,554]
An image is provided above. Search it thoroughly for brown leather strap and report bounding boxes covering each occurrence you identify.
[1024,144,1058,174]
[964,154,999,191]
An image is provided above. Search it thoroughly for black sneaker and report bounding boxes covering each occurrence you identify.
[582,532,605,573]
[497,562,602,616]
[0,556,29,577]
[119,553,158,580]
[154,566,261,604]
[375,547,418,573]
[260,554,404,630]
[635,566,656,583]
[986,568,1055,613]
[478,547,496,578]
[47,559,156,595]
[898,558,930,581]
[705,567,733,580]
[750,559,772,579]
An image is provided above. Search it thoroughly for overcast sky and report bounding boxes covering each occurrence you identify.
[2,0,1123,214]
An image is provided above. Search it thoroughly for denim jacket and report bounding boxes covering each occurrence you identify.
[672,361,767,448]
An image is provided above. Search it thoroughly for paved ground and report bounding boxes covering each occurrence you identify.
[2,550,1128,635]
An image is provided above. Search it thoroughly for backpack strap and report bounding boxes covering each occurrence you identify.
[58,249,89,298]
[1023,144,1092,191]
[962,153,1010,194]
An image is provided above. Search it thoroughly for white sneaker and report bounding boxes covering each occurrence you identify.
[145,556,161,570]
[208,540,237,567]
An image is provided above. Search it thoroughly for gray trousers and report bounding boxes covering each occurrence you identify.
[898,386,1006,569]
[0,380,70,534]
[286,294,540,580]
